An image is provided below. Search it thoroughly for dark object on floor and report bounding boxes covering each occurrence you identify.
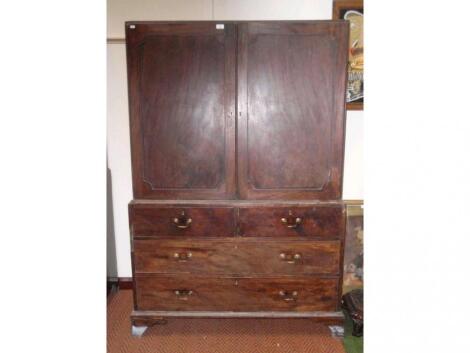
[342,289,363,337]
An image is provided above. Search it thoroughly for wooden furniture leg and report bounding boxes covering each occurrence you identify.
[131,316,167,338]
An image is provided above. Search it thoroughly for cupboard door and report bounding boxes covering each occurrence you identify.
[237,22,349,200]
[126,23,236,199]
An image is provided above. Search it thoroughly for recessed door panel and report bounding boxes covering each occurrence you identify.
[237,22,349,200]
[126,23,236,199]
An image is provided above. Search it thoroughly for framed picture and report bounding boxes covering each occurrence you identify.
[333,0,364,110]
[343,204,363,294]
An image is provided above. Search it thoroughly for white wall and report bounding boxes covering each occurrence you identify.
[213,0,331,20]
[107,0,363,277]
[343,111,364,199]
[107,43,133,276]
[108,0,213,38]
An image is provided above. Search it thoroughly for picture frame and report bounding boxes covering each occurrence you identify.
[333,0,364,111]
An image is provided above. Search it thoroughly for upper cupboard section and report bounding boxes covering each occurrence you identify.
[126,22,348,200]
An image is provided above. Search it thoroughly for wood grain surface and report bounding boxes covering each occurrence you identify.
[135,274,339,312]
[238,205,345,238]
[125,21,349,328]
[133,238,341,275]
[130,205,236,237]
[237,22,349,200]
[126,22,236,199]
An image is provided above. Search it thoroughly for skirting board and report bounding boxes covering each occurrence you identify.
[107,277,133,290]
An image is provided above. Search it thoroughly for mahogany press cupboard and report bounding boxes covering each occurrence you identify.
[125,21,349,338]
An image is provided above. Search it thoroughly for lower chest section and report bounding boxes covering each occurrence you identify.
[129,202,345,313]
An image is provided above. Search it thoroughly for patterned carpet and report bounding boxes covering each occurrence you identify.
[107,290,346,353]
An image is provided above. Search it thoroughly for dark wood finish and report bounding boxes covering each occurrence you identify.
[107,277,133,297]
[133,238,341,275]
[135,274,338,312]
[118,277,133,290]
[239,205,345,238]
[129,205,236,237]
[126,22,237,199]
[131,316,167,327]
[129,199,346,206]
[342,289,363,336]
[125,21,349,335]
[237,22,349,200]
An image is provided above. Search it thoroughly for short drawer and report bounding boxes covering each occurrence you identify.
[135,275,338,312]
[238,206,345,238]
[129,205,236,237]
[133,239,341,275]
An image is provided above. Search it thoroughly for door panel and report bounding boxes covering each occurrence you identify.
[237,22,349,200]
[126,23,236,199]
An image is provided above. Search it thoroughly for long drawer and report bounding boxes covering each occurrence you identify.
[135,275,339,312]
[133,239,341,275]
[238,206,345,238]
[129,206,236,237]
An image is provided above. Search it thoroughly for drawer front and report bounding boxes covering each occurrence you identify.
[130,206,236,237]
[238,206,344,238]
[133,239,341,275]
[135,275,338,312]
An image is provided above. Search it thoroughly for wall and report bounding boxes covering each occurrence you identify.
[107,0,363,277]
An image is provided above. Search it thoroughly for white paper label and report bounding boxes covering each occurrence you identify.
[216,24,224,30]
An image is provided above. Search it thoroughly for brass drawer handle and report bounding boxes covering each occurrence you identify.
[279,252,302,263]
[173,211,192,229]
[279,290,298,302]
[281,210,302,228]
[174,289,193,300]
[173,252,192,261]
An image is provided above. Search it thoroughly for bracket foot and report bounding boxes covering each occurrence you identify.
[328,325,345,340]
[131,325,148,338]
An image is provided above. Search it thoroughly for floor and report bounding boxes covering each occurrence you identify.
[107,290,349,353]
[343,312,363,353]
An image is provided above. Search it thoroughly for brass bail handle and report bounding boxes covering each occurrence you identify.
[279,290,299,301]
[281,210,302,228]
[173,251,193,261]
[279,252,302,263]
[173,211,192,229]
[174,289,193,300]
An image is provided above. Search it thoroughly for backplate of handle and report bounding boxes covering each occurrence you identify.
[173,252,192,261]
[279,290,298,301]
[174,289,193,300]
[279,252,302,264]
[281,210,302,228]
[173,211,192,229]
